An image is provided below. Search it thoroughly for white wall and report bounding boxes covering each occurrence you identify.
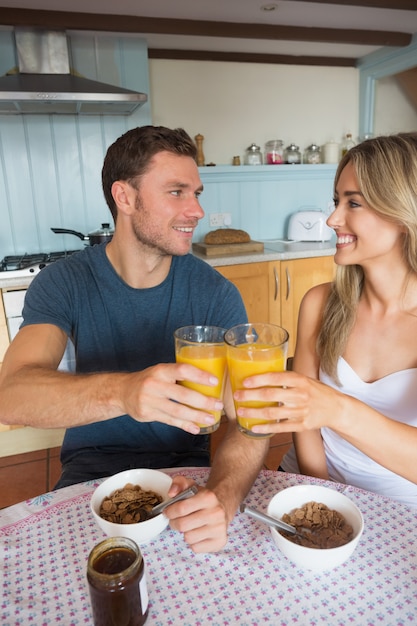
[149,59,359,165]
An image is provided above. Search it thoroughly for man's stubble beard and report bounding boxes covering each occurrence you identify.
[132,194,174,257]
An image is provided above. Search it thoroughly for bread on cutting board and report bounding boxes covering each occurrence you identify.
[193,229,264,256]
[204,228,251,245]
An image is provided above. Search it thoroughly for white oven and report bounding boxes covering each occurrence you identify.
[2,289,75,372]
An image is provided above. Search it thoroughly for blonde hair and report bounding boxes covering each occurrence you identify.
[317,132,417,382]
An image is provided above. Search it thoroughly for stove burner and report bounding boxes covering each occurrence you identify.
[47,250,78,263]
[1,253,46,272]
[0,250,79,275]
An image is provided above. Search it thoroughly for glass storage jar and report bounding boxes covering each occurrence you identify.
[341,133,356,156]
[244,143,263,165]
[265,139,284,164]
[284,143,301,164]
[87,537,149,626]
[304,143,322,164]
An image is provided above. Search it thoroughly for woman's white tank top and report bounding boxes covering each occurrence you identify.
[281,358,417,508]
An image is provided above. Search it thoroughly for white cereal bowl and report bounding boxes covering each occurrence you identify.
[267,484,364,572]
[90,468,172,544]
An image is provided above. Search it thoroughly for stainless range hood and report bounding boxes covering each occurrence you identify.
[0,29,148,115]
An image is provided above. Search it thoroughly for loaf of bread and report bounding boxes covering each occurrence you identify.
[204,228,251,245]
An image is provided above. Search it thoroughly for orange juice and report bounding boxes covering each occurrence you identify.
[227,343,286,433]
[176,344,227,432]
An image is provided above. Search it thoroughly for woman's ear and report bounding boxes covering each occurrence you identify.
[111,181,136,216]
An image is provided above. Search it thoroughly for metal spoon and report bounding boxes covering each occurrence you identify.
[141,485,199,521]
[240,503,312,539]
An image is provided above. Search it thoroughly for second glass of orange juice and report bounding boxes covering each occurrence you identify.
[225,323,289,438]
[174,325,227,434]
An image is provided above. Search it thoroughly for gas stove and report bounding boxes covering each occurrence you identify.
[0,250,79,279]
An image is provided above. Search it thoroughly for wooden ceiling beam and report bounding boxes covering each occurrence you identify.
[288,0,417,9]
[0,8,412,47]
[148,49,357,67]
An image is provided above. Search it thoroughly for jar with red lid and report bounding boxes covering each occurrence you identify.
[265,139,284,164]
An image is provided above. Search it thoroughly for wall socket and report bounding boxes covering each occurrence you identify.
[209,212,232,228]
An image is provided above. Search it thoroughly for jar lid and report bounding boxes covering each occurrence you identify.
[286,143,299,150]
[247,143,261,152]
[305,144,321,151]
[265,139,283,146]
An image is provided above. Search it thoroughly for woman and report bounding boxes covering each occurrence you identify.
[234,132,417,508]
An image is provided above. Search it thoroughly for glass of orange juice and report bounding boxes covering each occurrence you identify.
[224,323,289,438]
[174,325,227,434]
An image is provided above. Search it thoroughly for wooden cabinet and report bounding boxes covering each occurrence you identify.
[280,257,335,356]
[215,256,335,357]
[215,261,279,324]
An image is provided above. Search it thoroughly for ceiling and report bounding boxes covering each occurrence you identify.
[1,0,417,67]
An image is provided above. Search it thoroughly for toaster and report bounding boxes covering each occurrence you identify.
[287,210,333,242]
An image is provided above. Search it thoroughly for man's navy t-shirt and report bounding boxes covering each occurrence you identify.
[22,243,247,466]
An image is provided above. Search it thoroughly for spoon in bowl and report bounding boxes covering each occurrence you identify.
[240,503,312,539]
[140,485,199,521]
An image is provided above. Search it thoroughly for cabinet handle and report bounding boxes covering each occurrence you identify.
[285,267,291,301]
[274,266,279,301]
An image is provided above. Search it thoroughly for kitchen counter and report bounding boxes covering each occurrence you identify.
[195,240,336,267]
[0,276,37,290]
[0,425,65,456]
[0,242,336,289]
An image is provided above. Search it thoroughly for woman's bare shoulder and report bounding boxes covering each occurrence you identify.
[296,282,332,335]
[294,282,333,373]
[301,281,332,311]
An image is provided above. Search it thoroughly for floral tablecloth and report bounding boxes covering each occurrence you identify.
[1,468,417,626]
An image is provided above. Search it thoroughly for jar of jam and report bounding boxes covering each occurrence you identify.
[265,139,284,164]
[304,143,322,164]
[244,143,263,165]
[284,143,301,164]
[87,537,148,626]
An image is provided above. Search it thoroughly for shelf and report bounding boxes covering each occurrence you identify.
[198,163,338,183]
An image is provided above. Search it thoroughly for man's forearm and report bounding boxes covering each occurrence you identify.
[206,421,269,523]
[0,366,127,429]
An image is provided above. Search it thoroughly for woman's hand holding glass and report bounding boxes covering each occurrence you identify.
[225,323,289,438]
[233,370,347,435]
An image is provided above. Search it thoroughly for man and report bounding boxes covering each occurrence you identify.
[0,126,268,552]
